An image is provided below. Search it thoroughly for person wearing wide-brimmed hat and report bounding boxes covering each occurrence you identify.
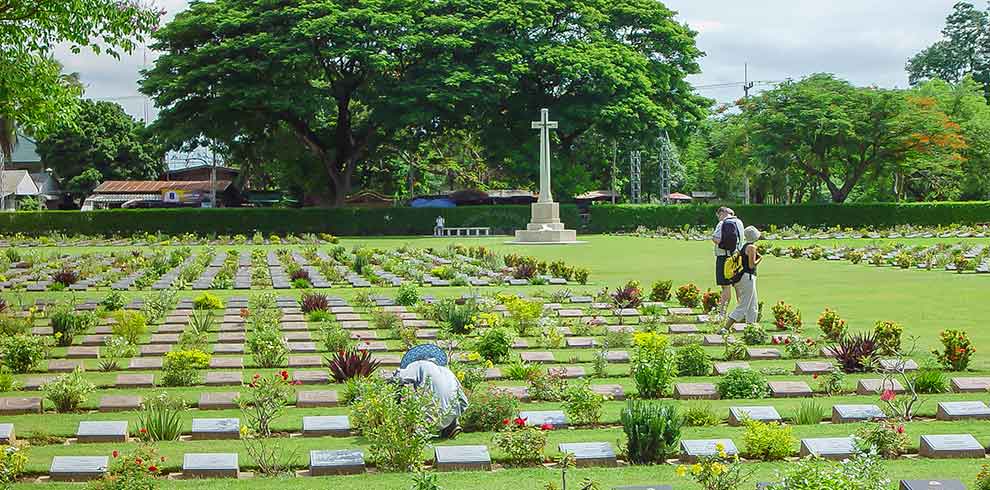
[393,344,468,438]
[724,226,763,329]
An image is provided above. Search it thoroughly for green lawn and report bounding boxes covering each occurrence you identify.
[6,234,990,489]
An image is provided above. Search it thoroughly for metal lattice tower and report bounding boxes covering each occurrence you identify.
[657,130,679,204]
[629,150,642,204]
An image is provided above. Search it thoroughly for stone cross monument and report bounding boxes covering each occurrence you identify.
[513,108,578,244]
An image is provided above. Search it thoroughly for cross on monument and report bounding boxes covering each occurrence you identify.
[531,108,558,203]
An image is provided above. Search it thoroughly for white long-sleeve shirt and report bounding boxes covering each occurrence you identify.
[713,216,745,254]
[394,360,468,428]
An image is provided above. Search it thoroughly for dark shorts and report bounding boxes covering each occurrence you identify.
[715,255,733,286]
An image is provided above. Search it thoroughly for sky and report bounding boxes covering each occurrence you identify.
[56,0,963,122]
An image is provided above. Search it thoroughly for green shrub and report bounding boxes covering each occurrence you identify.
[247,326,289,368]
[111,310,148,345]
[562,378,607,426]
[99,291,127,312]
[161,350,210,386]
[502,357,540,381]
[649,280,673,302]
[741,324,768,345]
[854,420,908,459]
[0,441,27,485]
[817,308,846,341]
[239,371,292,436]
[431,298,479,335]
[767,453,888,490]
[723,337,747,361]
[320,319,352,352]
[395,283,420,306]
[872,320,903,356]
[527,368,568,402]
[674,283,701,308]
[631,332,677,398]
[741,419,795,461]
[349,378,443,471]
[43,368,96,412]
[49,305,98,347]
[932,329,975,371]
[99,336,137,372]
[0,366,19,392]
[87,445,164,490]
[193,292,224,310]
[137,392,187,442]
[0,315,32,336]
[475,327,514,364]
[716,368,769,399]
[0,334,52,373]
[675,344,712,376]
[791,400,826,425]
[912,360,949,394]
[620,401,682,464]
[492,418,549,465]
[460,385,519,433]
[682,403,722,427]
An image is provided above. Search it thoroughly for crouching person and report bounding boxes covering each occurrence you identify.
[393,345,468,438]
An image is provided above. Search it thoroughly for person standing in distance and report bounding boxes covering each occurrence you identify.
[712,207,745,318]
[724,226,763,329]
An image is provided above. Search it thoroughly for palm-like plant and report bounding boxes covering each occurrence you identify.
[326,349,381,382]
[832,332,881,373]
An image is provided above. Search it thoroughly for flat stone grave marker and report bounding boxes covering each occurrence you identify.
[857,378,905,395]
[668,307,694,315]
[128,358,163,370]
[281,321,309,331]
[116,374,155,388]
[679,439,738,463]
[50,456,108,482]
[558,442,617,467]
[204,372,242,386]
[799,437,855,460]
[919,434,985,459]
[434,445,492,471]
[309,449,365,476]
[668,324,700,334]
[494,386,530,402]
[557,309,583,318]
[795,361,833,375]
[613,486,672,490]
[415,329,439,339]
[288,342,318,353]
[0,397,42,414]
[520,352,555,364]
[880,359,919,372]
[832,404,885,424]
[191,418,240,440]
[182,453,239,479]
[715,362,750,375]
[218,332,245,343]
[77,421,128,443]
[519,410,566,429]
[0,423,13,443]
[591,385,625,400]
[356,341,387,352]
[67,346,100,359]
[289,356,323,368]
[209,357,243,369]
[80,335,109,346]
[294,370,330,384]
[560,366,586,379]
[296,390,338,408]
[566,337,595,348]
[98,395,142,413]
[199,392,240,410]
[374,355,401,366]
[769,381,812,398]
[156,324,185,333]
[24,376,54,391]
[936,401,990,421]
[341,321,370,329]
[212,344,244,354]
[149,334,179,344]
[899,480,966,490]
[303,416,351,437]
[605,351,629,363]
[337,313,362,321]
[569,296,593,303]
[950,377,990,393]
[703,335,727,345]
[48,359,84,373]
[283,331,312,341]
[674,383,719,400]
[728,406,782,426]
[140,345,171,356]
[747,348,781,360]
[485,368,502,380]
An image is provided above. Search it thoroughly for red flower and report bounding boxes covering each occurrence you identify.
[253,374,261,379]
[280,370,289,380]
[160,456,166,462]
[540,423,554,431]
[896,425,905,434]
[139,428,147,434]
[502,419,510,426]
[783,338,791,345]
[880,389,896,402]
[135,458,143,465]
[292,380,303,385]
[513,417,527,427]
[148,465,158,472]
[112,450,119,458]
[812,373,819,379]
[771,338,779,345]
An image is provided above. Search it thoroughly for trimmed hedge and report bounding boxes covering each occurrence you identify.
[1,202,987,236]
[585,202,990,232]
[0,206,581,236]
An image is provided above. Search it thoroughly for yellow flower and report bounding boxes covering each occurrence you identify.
[691,463,702,475]
[711,462,726,476]
[715,442,725,452]
[485,360,494,368]
[467,352,480,362]
[675,466,687,477]
[239,426,249,436]
[457,371,465,381]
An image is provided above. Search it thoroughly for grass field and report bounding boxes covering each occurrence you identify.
[5,234,990,489]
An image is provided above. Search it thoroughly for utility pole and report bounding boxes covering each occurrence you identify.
[629,150,642,204]
[210,149,217,208]
[742,63,754,205]
[610,142,617,204]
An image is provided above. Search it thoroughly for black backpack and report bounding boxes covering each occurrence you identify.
[718,219,738,251]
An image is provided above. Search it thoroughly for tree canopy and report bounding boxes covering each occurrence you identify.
[36,100,165,188]
[141,0,708,205]
[907,1,990,103]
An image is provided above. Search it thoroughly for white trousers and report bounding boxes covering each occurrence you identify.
[729,273,758,324]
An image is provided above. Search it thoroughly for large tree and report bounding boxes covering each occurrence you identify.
[36,100,165,184]
[907,2,990,103]
[141,0,708,205]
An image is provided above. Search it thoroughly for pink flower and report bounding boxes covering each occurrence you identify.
[540,423,554,431]
[880,389,896,402]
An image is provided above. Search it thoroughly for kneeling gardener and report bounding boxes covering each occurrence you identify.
[393,344,468,438]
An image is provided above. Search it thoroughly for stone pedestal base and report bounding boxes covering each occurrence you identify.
[511,202,579,244]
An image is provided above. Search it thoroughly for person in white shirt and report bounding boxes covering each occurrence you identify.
[711,207,745,317]
[393,359,468,438]
[434,215,446,237]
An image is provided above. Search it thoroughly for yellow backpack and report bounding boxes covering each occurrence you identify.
[723,252,744,283]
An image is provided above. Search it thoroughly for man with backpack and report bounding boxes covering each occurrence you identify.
[712,207,745,318]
